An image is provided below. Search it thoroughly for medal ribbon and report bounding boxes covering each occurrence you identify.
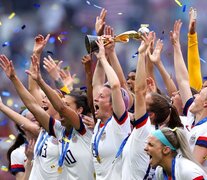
[163,157,176,180]
[35,130,49,157]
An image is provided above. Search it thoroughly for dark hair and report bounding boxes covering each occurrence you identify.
[190,87,198,96]
[148,93,183,128]
[67,91,91,115]
[7,124,26,175]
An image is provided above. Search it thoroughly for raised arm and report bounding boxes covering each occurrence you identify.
[95,8,107,36]
[104,25,133,110]
[95,38,125,119]
[0,55,51,132]
[148,39,177,96]
[0,97,39,137]
[28,56,81,131]
[188,7,202,91]
[170,20,192,105]
[134,33,153,120]
[29,34,50,105]
[82,54,95,119]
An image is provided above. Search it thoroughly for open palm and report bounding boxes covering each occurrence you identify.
[0,55,16,78]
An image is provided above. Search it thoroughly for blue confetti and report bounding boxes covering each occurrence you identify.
[21,25,26,29]
[86,1,91,5]
[33,3,40,8]
[1,91,10,97]
[49,37,56,44]
[132,51,139,58]
[182,5,186,12]
[200,58,206,63]
[2,41,10,47]
[93,4,102,9]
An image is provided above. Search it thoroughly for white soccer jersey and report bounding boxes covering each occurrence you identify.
[10,144,26,175]
[122,113,151,180]
[49,116,95,180]
[184,98,207,168]
[91,111,131,180]
[155,154,207,180]
[29,129,63,180]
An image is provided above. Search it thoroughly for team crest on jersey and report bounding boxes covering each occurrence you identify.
[190,133,196,142]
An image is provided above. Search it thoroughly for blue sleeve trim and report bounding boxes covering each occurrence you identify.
[183,97,194,116]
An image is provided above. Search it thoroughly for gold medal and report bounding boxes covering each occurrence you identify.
[96,155,101,163]
[57,166,63,174]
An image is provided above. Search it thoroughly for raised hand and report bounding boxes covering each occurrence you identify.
[81,115,95,129]
[146,77,157,93]
[95,8,107,36]
[33,34,50,55]
[148,39,163,64]
[138,31,154,54]
[170,19,182,46]
[60,67,76,90]
[94,38,106,60]
[104,25,115,55]
[25,55,41,82]
[0,55,16,79]
[189,7,197,34]
[43,55,63,81]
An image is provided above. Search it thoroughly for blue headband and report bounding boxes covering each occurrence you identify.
[151,130,176,151]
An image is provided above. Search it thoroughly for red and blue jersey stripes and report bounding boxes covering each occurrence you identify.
[132,113,148,129]
[196,136,207,148]
[183,97,194,116]
[193,175,205,180]
[113,111,128,125]
[10,164,25,174]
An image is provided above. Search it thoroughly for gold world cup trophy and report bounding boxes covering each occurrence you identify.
[85,26,150,53]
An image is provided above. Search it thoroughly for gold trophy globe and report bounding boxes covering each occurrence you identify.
[85,26,150,53]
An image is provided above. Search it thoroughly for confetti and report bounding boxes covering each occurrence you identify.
[57,36,62,43]
[175,0,182,7]
[86,1,91,5]
[8,12,16,19]
[132,51,139,58]
[93,4,102,9]
[0,21,2,26]
[47,51,54,55]
[5,139,12,143]
[1,91,10,97]
[21,25,26,29]
[9,134,16,140]
[49,37,56,44]
[118,12,123,15]
[200,58,206,63]
[2,41,10,47]
[33,3,41,8]
[1,166,8,172]
[182,5,186,12]
[7,98,13,106]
